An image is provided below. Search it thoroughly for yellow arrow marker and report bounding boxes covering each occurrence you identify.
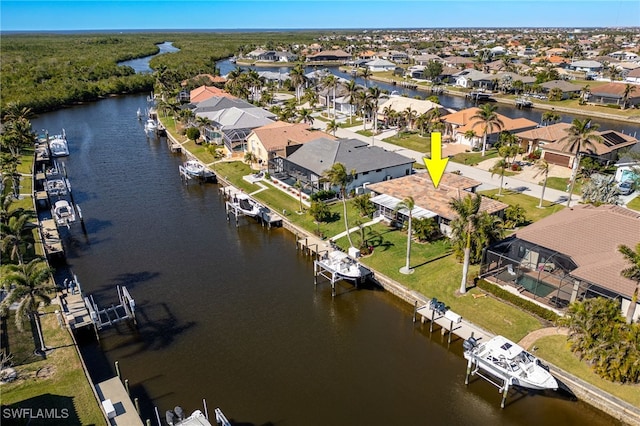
[423,132,449,189]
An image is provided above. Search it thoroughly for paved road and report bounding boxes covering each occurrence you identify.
[314,116,578,206]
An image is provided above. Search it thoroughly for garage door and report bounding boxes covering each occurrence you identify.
[543,152,571,167]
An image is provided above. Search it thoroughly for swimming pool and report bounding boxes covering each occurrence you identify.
[516,274,556,298]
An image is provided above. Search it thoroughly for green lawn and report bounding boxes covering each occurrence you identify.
[478,188,565,223]
[382,131,432,154]
[534,335,640,408]
[626,196,640,211]
[545,176,583,195]
[2,306,106,426]
[450,149,500,166]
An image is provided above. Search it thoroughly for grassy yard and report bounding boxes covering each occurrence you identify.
[626,196,640,211]
[1,306,106,426]
[478,188,565,223]
[382,131,432,154]
[545,176,583,194]
[450,149,500,166]
[534,335,640,408]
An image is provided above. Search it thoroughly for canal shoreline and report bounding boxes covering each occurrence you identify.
[197,150,640,425]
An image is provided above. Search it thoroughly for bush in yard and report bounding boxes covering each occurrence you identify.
[186,127,200,142]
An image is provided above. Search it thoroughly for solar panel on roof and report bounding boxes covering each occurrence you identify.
[600,132,627,147]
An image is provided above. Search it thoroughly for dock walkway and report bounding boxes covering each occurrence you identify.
[95,377,143,426]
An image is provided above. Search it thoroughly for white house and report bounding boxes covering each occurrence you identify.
[365,59,397,72]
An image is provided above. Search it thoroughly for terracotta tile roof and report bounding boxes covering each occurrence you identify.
[589,82,630,97]
[367,173,508,220]
[442,107,480,126]
[515,122,572,142]
[190,85,236,103]
[543,129,637,156]
[457,114,537,135]
[250,122,335,151]
[514,204,640,297]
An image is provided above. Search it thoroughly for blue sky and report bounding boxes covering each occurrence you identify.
[1,1,639,31]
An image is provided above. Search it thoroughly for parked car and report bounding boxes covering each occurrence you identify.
[617,180,635,196]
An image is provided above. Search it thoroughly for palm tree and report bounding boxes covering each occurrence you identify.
[395,197,416,274]
[489,158,509,196]
[289,63,307,102]
[1,211,33,265]
[403,106,417,132]
[471,104,504,157]
[558,118,603,207]
[322,163,354,248]
[326,119,339,137]
[533,159,550,208]
[0,259,56,354]
[618,243,640,323]
[621,84,637,110]
[342,79,361,124]
[449,194,483,294]
[541,111,561,126]
[321,74,338,118]
[367,86,382,134]
[303,87,319,109]
[359,67,372,88]
[297,108,314,126]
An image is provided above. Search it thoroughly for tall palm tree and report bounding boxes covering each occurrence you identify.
[321,74,338,118]
[0,259,56,354]
[621,84,637,110]
[449,194,483,294]
[288,63,307,102]
[541,111,561,126]
[471,104,504,157]
[533,159,550,208]
[619,243,640,323]
[343,79,361,124]
[403,106,417,131]
[322,162,354,248]
[558,118,603,207]
[395,196,416,274]
[367,86,382,134]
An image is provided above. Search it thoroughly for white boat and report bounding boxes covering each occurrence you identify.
[137,108,142,120]
[463,335,558,391]
[48,134,69,157]
[144,119,157,132]
[315,250,369,282]
[52,200,76,226]
[45,178,70,196]
[230,193,262,217]
[183,160,206,177]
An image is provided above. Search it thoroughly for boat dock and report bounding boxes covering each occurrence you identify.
[515,97,533,108]
[39,218,65,259]
[95,377,144,426]
[413,297,492,344]
[466,91,493,102]
[221,186,283,227]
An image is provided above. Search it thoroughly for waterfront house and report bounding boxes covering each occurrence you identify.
[190,86,237,104]
[588,82,640,108]
[481,204,640,321]
[569,60,604,74]
[306,49,351,63]
[539,80,583,99]
[377,96,449,124]
[366,172,508,237]
[540,127,638,168]
[365,58,397,72]
[453,69,495,89]
[442,107,537,150]
[277,138,415,194]
[514,122,572,155]
[244,121,334,172]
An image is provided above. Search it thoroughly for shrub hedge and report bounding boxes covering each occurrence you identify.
[476,279,560,323]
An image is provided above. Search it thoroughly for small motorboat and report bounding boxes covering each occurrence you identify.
[231,193,262,217]
[183,160,206,177]
[52,200,76,227]
[315,250,369,282]
[48,133,69,157]
[44,178,70,197]
[144,119,157,132]
[463,335,558,391]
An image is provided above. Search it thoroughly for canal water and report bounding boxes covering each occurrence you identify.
[30,94,620,425]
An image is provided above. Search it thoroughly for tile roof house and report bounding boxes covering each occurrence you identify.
[443,107,538,150]
[190,86,237,103]
[540,128,638,168]
[482,204,640,319]
[588,82,640,108]
[306,49,351,62]
[245,122,335,171]
[539,80,583,99]
[624,67,640,84]
[278,138,415,193]
[514,122,572,155]
[366,172,508,236]
[377,96,449,121]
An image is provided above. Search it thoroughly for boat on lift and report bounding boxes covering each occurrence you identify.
[47,130,70,157]
[144,119,158,133]
[463,335,558,391]
[315,250,371,283]
[52,199,77,227]
[229,193,262,217]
